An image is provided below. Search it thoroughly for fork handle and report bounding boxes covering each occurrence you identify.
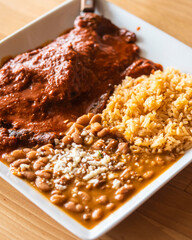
[81,0,95,12]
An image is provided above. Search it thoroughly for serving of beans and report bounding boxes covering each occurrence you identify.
[1,113,179,229]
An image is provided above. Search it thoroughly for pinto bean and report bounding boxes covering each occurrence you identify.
[92,139,105,150]
[78,191,91,202]
[90,114,102,124]
[50,194,67,205]
[115,193,125,201]
[62,135,72,145]
[118,142,129,154]
[91,122,102,134]
[97,128,109,138]
[51,189,62,195]
[74,123,84,131]
[33,157,48,171]
[84,136,94,145]
[75,181,86,188]
[35,177,52,192]
[23,148,31,153]
[27,150,37,160]
[155,156,165,166]
[76,115,90,126]
[96,195,108,205]
[11,159,31,168]
[92,208,103,220]
[64,201,76,212]
[106,139,118,151]
[35,170,52,179]
[64,201,84,213]
[11,149,26,159]
[83,213,91,221]
[115,184,134,195]
[143,170,154,179]
[67,123,84,135]
[2,153,15,163]
[38,144,54,156]
[106,203,116,211]
[88,112,94,120]
[164,155,175,162]
[21,171,36,181]
[76,204,84,212]
[72,130,83,144]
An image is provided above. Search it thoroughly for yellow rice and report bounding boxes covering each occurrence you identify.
[102,68,192,153]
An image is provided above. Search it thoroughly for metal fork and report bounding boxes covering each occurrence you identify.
[81,0,95,12]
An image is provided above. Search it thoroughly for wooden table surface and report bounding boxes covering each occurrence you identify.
[0,0,192,239]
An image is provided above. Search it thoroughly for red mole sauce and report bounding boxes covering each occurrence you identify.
[0,13,162,151]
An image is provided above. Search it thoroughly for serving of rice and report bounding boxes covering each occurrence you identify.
[102,68,192,153]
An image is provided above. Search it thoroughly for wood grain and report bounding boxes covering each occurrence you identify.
[0,0,192,239]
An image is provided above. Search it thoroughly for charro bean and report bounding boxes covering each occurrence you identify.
[78,191,91,202]
[155,156,165,166]
[90,114,102,124]
[76,204,84,212]
[92,139,105,150]
[106,203,115,211]
[64,201,84,213]
[106,139,118,151]
[11,159,30,168]
[92,208,103,220]
[33,157,48,171]
[23,148,31,153]
[115,184,134,195]
[75,181,86,188]
[35,177,52,192]
[21,171,36,181]
[67,123,84,135]
[50,194,67,205]
[87,112,94,120]
[26,150,37,160]
[118,142,129,154]
[35,170,52,179]
[51,189,61,195]
[91,122,102,134]
[62,135,72,145]
[143,170,154,179]
[76,115,90,126]
[97,128,109,138]
[114,193,125,201]
[74,123,84,131]
[2,153,15,163]
[164,155,175,162]
[38,144,54,156]
[11,149,26,159]
[84,135,94,145]
[83,213,91,221]
[72,130,83,144]
[96,195,108,205]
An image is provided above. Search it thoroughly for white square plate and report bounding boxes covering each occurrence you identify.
[0,0,192,239]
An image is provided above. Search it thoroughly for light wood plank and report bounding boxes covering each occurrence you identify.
[0,0,192,239]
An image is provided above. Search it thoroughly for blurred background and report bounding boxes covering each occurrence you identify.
[0,0,191,46]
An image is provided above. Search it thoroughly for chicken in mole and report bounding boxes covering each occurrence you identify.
[0,13,162,151]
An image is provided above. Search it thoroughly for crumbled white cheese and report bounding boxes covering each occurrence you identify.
[83,167,107,180]
[108,173,117,180]
[20,164,30,171]
[112,179,121,189]
[55,183,67,191]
